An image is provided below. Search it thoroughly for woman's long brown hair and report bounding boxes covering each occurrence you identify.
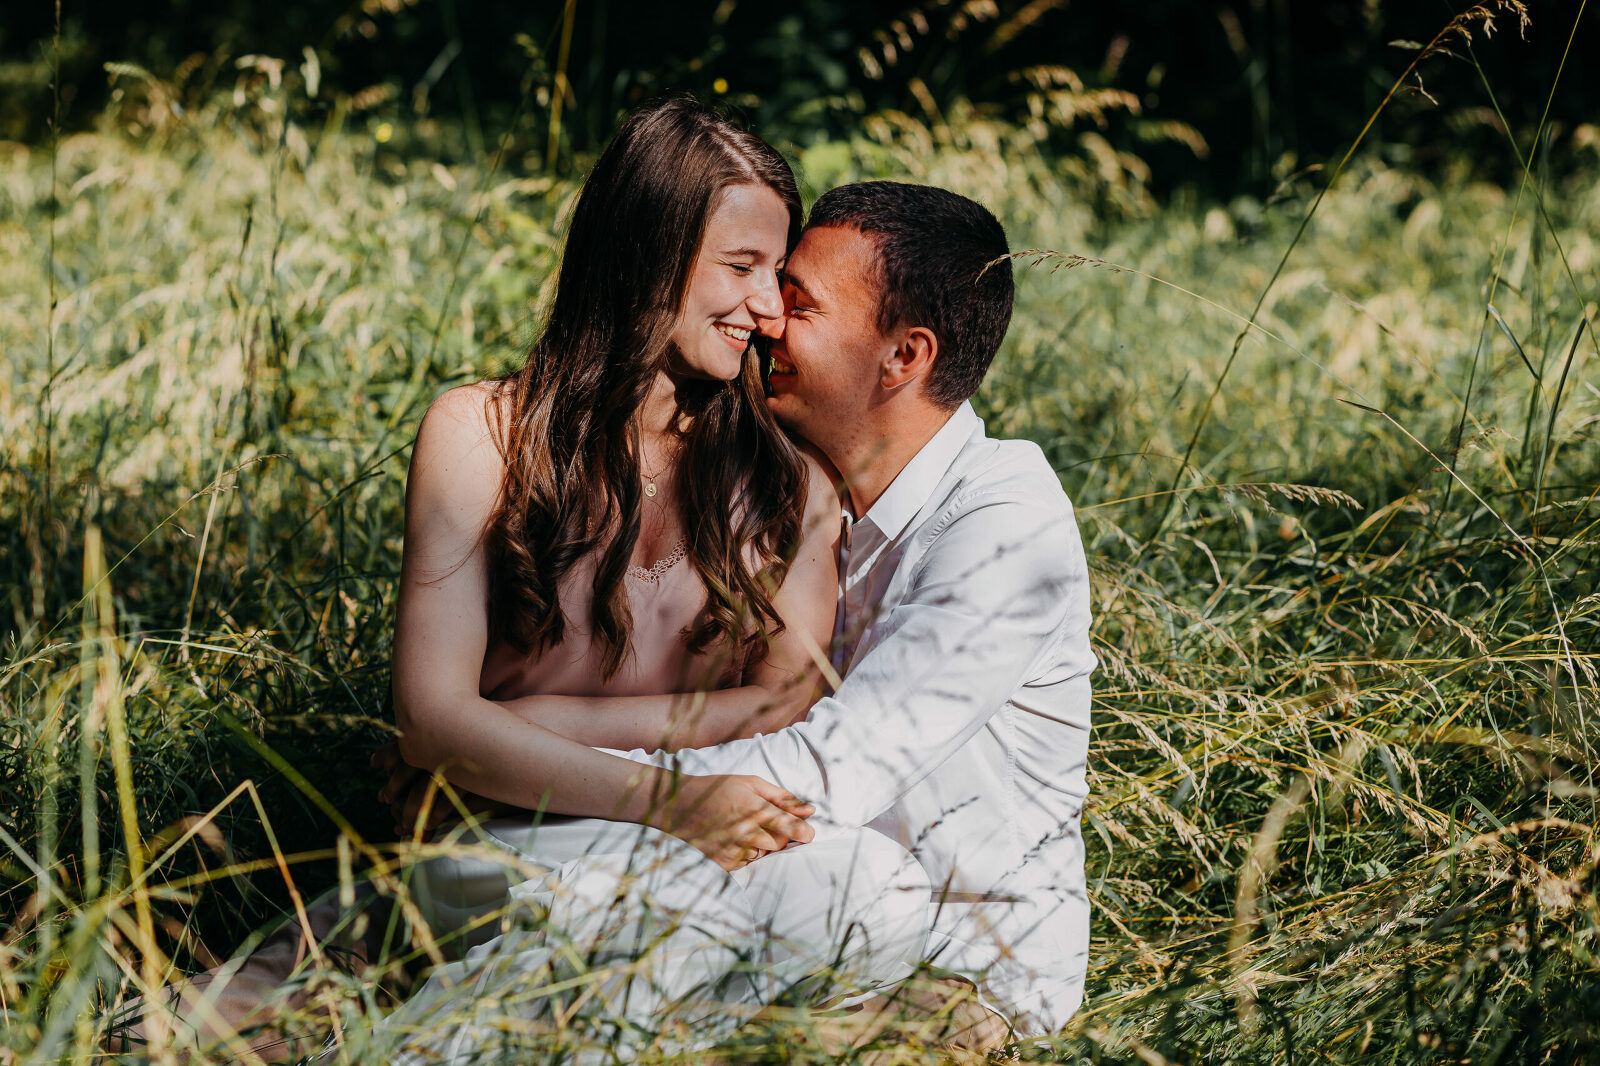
[485,99,808,680]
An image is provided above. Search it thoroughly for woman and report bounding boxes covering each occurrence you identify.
[377,100,930,1061]
[387,99,834,870]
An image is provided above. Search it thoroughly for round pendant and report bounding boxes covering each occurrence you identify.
[645,482,658,498]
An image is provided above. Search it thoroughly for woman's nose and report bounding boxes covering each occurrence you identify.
[747,270,783,322]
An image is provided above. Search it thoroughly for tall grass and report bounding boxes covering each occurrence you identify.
[3,16,1599,1062]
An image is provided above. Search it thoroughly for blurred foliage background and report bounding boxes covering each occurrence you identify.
[3,1,1599,1063]
[3,0,1595,195]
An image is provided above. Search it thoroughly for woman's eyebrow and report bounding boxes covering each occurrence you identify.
[720,246,770,259]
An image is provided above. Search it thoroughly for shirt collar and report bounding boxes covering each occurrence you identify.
[858,401,983,541]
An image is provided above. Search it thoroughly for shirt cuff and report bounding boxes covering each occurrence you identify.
[601,745,673,769]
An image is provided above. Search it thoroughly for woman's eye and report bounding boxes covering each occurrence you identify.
[729,263,754,275]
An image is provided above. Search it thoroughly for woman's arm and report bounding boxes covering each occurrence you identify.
[391,385,813,863]
[499,449,841,752]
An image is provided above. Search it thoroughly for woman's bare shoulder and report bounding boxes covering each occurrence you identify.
[419,380,505,436]
[789,443,843,558]
[796,443,843,521]
[416,381,512,457]
[409,381,510,519]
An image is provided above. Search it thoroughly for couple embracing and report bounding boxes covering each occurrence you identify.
[117,98,1094,1061]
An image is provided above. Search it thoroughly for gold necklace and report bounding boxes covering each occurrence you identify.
[640,447,676,498]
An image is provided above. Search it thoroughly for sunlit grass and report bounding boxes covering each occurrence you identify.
[2,52,1598,1064]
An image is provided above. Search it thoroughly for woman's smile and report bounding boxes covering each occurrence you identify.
[714,321,754,349]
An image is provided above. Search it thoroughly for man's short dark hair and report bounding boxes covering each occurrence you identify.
[806,181,1013,409]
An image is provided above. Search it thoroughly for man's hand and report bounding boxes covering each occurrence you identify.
[650,774,815,871]
[372,740,519,837]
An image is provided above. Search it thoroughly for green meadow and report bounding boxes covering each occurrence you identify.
[2,24,1598,1065]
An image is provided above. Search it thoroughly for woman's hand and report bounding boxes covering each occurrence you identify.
[650,774,816,871]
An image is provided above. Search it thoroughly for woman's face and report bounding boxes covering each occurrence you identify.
[667,183,790,381]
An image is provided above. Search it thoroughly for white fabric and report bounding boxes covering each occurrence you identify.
[614,403,1096,1033]
[377,817,931,1063]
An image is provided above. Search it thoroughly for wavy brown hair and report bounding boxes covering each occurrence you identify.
[485,99,808,680]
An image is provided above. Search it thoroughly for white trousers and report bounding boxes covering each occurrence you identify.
[373,816,931,1063]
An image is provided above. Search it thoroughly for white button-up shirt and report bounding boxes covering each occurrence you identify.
[626,402,1094,1031]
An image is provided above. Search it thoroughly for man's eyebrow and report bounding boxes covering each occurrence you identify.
[783,269,817,302]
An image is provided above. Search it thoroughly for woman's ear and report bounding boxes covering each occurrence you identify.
[881,326,938,391]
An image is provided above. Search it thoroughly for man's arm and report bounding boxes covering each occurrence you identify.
[615,488,1092,827]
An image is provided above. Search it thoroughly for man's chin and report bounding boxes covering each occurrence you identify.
[764,390,804,428]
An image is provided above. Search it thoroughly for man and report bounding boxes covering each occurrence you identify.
[612,180,1096,1036]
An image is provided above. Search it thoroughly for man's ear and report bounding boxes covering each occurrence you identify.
[881,326,938,391]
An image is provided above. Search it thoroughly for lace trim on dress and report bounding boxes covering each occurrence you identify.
[626,537,688,583]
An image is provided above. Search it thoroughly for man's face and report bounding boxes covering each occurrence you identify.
[764,224,895,453]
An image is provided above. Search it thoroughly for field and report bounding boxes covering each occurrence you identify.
[2,59,1599,1064]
